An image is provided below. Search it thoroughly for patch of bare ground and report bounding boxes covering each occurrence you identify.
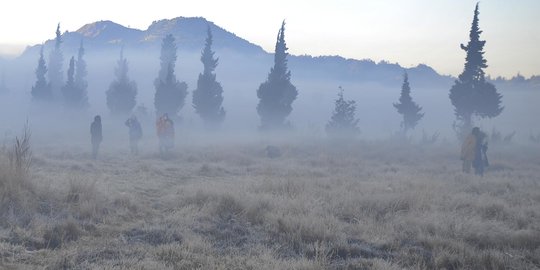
[1,135,539,269]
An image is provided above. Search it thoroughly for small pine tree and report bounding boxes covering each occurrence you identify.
[393,72,424,134]
[256,21,298,130]
[192,26,225,128]
[75,40,88,99]
[62,56,88,109]
[449,3,503,137]
[48,23,63,100]
[106,48,137,115]
[326,86,359,137]
[154,34,188,118]
[31,46,52,101]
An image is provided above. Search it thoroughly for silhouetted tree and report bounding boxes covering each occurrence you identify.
[48,23,63,100]
[257,21,297,130]
[62,56,88,109]
[106,48,137,115]
[326,86,359,137]
[192,26,225,128]
[394,72,423,134]
[154,34,188,118]
[75,40,88,99]
[449,3,503,137]
[31,46,52,101]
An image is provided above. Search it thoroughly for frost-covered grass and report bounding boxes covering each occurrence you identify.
[1,137,539,269]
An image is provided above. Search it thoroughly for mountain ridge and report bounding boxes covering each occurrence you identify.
[12,17,538,90]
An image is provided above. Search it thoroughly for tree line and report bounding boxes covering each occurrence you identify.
[29,4,502,137]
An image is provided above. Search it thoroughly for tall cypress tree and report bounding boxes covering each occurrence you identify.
[31,46,52,101]
[48,23,63,100]
[154,34,188,118]
[256,21,298,130]
[394,72,423,134]
[449,3,503,137]
[326,86,359,138]
[157,34,177,82]
[75,40,88,99]
[192,26,225,128]
[106,48,137,115]
[62,56,88,109]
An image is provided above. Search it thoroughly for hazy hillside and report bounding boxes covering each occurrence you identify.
[13,17,453,88]
[9,16,539,91]
[491,74,540,91]
[19,17,265,60]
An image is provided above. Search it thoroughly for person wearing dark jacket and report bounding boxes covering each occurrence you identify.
[125,115,142,155]
[90,115,102,159]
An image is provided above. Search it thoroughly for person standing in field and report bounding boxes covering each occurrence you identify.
[472,127,489,176]
[461,127,488,175]
[125,115,142,155]
[90,115,102,159]
[156,113,174,155]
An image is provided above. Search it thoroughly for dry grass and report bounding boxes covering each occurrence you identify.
[1,124,35,227]
[0,135,539,269]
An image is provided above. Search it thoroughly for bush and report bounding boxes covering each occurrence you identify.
[1,123,34,223]
[7,123,32,182]
[43,221,81,249]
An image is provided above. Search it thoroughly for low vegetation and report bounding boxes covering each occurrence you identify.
[0,133,539,269]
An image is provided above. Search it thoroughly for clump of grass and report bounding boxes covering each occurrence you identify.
[214,193,245,219]
[43,220,81,249]
[8,123,32,180]
[0,123,35,225]
[124,227,183,246]
[65,178,106,221]
[244,199,272,225]
[66,178,97,204]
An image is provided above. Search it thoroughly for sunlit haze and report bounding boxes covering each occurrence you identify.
[0,0,539,77]
[1,2,540,268]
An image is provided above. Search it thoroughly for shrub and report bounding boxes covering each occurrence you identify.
[43,221,81,249]
[7,123,32,181]
[1,123,34,223]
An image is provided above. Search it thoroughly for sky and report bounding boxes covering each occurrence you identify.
[0,0,538,78]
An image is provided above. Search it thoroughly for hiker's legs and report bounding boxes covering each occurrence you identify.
[92,143,99,159]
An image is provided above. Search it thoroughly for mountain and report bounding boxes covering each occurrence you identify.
[15,17,450,88]
[144,17,264,54]
[289,55,452,87]
[14,17,537,90]
[489,74,540,91]
[19,17,266,60]
[77,20,143,45]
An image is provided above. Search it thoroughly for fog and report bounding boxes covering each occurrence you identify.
[0,42,539,155]
[3,12,540,268]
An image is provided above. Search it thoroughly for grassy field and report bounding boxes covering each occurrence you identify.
[1,133,539,269]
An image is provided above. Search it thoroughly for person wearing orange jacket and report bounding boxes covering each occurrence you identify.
[156,113,174,155]
[461,127,488,175]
